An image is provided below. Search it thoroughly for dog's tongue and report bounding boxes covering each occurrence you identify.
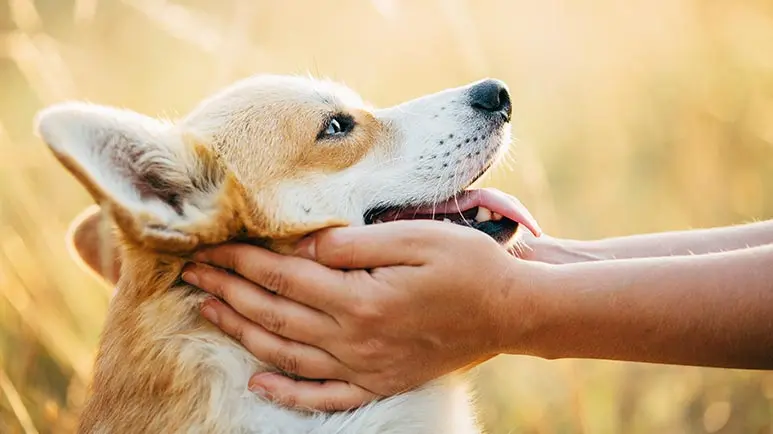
[401,188,542,237]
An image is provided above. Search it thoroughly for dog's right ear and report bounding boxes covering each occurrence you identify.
[36,103,246,254]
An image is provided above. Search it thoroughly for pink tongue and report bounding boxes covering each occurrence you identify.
[394,188,542,237]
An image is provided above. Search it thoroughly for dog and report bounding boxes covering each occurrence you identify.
[35,74,538,433]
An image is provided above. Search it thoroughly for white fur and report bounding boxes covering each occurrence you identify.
[36,75,513,433]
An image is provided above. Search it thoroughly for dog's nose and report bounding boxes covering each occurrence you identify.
[469,79,511,119]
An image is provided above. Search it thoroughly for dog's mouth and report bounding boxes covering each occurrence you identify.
[364,188,540,244]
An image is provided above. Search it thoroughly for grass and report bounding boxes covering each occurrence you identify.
[1,0,773,432]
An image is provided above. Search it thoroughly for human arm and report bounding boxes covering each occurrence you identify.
[515,243,773,368]
[522,219,773,264]
[182,220,773,411]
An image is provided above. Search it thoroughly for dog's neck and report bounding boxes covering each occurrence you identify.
[77,249,214,432]
[78,246,482,434]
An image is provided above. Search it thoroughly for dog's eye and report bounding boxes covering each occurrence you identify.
[318,114,355,140]
[326,119,342,135]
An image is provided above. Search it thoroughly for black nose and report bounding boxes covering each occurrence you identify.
[469,79,511,120]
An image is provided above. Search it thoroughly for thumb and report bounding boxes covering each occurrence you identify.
[295,221,447,269]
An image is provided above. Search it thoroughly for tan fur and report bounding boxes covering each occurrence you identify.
[46,86,383,432]
[70,142,341,431]
[38,74,510,433]
[67,205,120,286]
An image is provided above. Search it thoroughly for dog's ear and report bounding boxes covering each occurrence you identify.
[36,103,245,253]
[67,205,121,286]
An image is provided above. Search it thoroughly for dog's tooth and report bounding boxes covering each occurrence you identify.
[375,219,384,224]
[443,218,451,223]
[491,212,503,221]
[475,207,492,222]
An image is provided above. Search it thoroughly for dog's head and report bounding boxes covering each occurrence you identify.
[36,75,538,262]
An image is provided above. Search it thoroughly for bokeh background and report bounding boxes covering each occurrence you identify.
[1,0,773,432]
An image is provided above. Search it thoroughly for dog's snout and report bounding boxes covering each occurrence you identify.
[469,79,511,120]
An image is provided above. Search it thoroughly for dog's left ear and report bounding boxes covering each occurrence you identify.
[36,103,246,253]
[67,205,121,286]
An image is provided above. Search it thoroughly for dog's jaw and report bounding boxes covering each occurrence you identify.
[245,78,516,240]
[40,75,517,434]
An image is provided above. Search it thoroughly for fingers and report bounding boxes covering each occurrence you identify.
[200,298,352,381]
[296,220,454,269]
[183,263,337,345]
[194,243,353,311]
[248,373,381,412]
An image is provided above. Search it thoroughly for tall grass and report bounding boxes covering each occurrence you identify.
[1,0,773,432]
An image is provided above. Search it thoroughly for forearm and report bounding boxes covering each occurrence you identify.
[514,244,773,369]
[535,219,773,263]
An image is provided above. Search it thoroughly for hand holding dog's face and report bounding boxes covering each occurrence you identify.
[182,219,543,411]
[38,76,539,432]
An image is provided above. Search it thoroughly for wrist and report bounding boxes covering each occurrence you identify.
[518,263,579,360]
[510,258,631,361]
[489,258,562,356]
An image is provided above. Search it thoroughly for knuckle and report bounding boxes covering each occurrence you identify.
[338,241,358,267]
[211,280,229,300]
[276,392,298,409]
[232,322,246,345]
[360,338,386,359]
[261,268,290,295]
[257,309,285,334]
[216,247,238,270]
[400,235,425,254]
[314,230,341,262]
[228,247,249,274]
[352,345,377,363]
[320,397,346,412]
[273,349,300,375]
[405,229,447,255]
[349,299,384,324]
[353,302,385,327]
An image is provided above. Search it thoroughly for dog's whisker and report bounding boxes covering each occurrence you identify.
[41,73,520,432]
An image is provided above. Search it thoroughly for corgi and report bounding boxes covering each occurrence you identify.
[36,75,539,433]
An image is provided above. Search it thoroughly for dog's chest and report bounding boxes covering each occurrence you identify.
[195,337,478,433]
[159,322,478,434]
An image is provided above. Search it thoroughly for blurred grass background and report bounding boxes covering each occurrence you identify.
[1,0,773,433]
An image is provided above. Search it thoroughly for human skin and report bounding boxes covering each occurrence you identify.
[182,216,773,411]
[519,218,773,263]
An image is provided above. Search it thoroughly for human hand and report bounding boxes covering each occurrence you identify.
[182,220,547,411]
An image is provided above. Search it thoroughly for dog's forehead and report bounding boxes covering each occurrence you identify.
[303,78,363,108]
[184,75,365,134]
[229,75,363,110]
[186,75,379,191]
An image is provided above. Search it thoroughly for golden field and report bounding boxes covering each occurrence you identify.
[1,0,773,432]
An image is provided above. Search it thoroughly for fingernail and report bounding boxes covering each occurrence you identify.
[295,236,316,260]
[248,375,271,396]
[251,386,268,398]
[200,302,219,325]
[182,270,199,286]
[251,385,271,399]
